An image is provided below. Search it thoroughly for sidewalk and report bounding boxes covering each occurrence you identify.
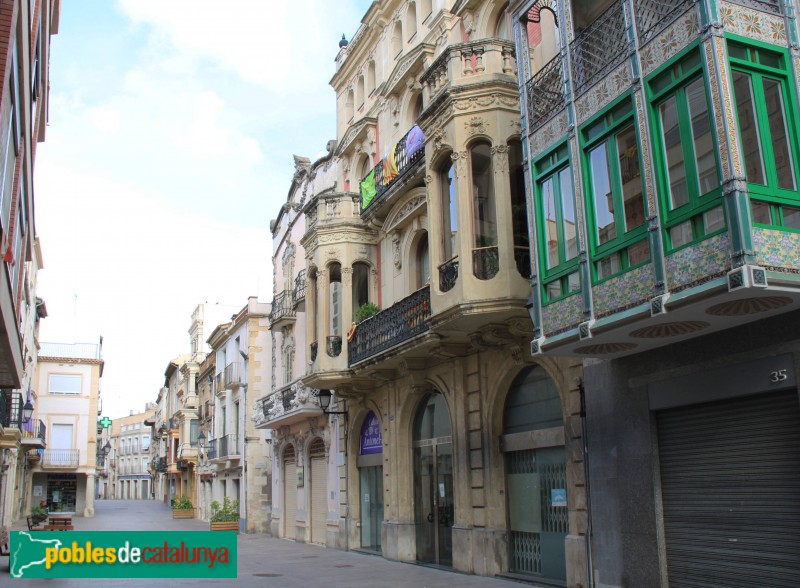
[3,499,529,587]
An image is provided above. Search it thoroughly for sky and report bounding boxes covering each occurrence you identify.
[34,0,374,420]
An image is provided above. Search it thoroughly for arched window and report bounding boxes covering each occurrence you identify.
[528,6,560,74]
[367,61,376,96]
[346,89,355,122]
[406,3,417,41]
[308,268,318,358]
[509,141,531,278]
[471,141,498,279]
[415,232,430,289]
[329,263,342,337]
[411,94,423,122]
[356,75,365,109]
[441,159,457,260]
[391,21,403,58]
[352,262,370,316]
[494,6,510,40]
[420,0,432,20]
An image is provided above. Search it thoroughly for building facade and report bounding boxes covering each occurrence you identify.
[109,406,156,500]
[512,0,800,586]
[0,0,59,550]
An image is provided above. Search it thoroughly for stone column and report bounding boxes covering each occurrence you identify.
[84,474,96,517]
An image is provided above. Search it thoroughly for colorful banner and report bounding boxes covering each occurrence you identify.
[9,531,237,579]
[360,168,376,209]
[360,411,383,455]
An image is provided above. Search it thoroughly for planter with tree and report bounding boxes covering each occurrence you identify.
[172,495,195,519]
[210,497,240,532]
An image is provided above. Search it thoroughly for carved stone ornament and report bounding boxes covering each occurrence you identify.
[452,151,468,179]
[492,145,509,174]
[342,267,352,286]
[465,116,488,136]
[392,231,402,269]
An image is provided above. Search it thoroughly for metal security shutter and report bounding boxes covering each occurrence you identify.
[310,439,327,545]
[657,390,800,588]
[284,446,297,540]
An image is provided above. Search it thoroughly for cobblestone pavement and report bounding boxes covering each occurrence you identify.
[2,499,535,587]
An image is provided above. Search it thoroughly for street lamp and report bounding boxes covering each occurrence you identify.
[197,431,206,451]
[317,390,347,415]
[22,400,34,423]
[102,441,111,457]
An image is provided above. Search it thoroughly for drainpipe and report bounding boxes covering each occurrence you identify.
[579,380,594,588]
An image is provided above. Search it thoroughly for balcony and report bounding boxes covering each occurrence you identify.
[254,382,322,429]
[349,286,432,366]
[293,270,306,308]
[21,419,46,449]
[212,434,239,460]
[42,449,80,468]
[205,440,217,461]
[0,390,24,431]
[214,372,224,395]
[223,361,243,389]
[359,124,425,218]
[270,290,296,328]
[155,457,167,472]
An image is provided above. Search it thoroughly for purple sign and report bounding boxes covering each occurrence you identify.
[360,411,383,455]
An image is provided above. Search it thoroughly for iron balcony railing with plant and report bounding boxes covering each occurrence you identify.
[439,258,459,293]
[473,246,500,281]
[348,286,431,366]
[327,336,343,357]
[216,434,239,459]
[42,449,80,468]
[270,290,296,324]
[293,270,306,305]
[0,390,24,429]
[359,124,425,214]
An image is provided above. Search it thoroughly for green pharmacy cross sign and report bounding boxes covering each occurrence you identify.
[99,417,112,429]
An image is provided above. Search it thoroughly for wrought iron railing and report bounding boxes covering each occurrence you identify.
[439,258,459,292]
[635,0,695,45]
[514,246,532,280]
[255,383,321,427]
[205,441,217,461]
[473,246,499,280]
[348,286,431,366]
[360,124,425,213]
[724,0,781,16]
[526,55,565,132]
[0,391,23,428]
[224,361,243,388]
[571,0,628,97]
[327,336,343,357]
[214,372,223,394]
[42,449,80,467]
[153,457,167,472]
[216,434,239,459]
[310,341,318,362]
[293,270,306,305]
[270,290,296,324]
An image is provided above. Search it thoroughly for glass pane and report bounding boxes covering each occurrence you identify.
[414,446,436,564]
[542,177,559,269]
[732,71,766,185]
[703,206,725,233]
[559,169,577,260]
[471,143,497,247]
[414,393,452,440]
[628,239,650,266]
[686,78,717,195]
[762,78,795,190]
[660,96,689,209]
[567,272,580,293]
[436,444,454,567]
[728,43,748,61]
[545,280,561,301]
[596,254,620,280]
[589,143,616,244]
[783,205,800,229]
[442,164,457,259]
[669,220,693,248]
[751,200,772,224]
[616,125,645,231]
[758,49,782,69]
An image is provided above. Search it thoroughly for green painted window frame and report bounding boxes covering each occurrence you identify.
[533,142,580,304]
[750,199,800,233]
[646,43,725,253]
[579,93,650,283]
[727,35,800,207]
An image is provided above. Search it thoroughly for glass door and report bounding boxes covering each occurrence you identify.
[359,466,383,552]
[414,441,453,566]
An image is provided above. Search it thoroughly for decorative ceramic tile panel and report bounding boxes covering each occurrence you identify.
[714,35,744,178]
[575,62,631,124]
[593,263,656,317]
[529,110,569,159]
[719,2,787,45]
[705,40,731,181]
[753,227,800,270]
[542,293,584,336]
[666,233,732,290]
[634,90,657,217]
[640,8,701,76]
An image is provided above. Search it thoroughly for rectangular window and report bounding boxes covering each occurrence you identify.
[535,143,580,301]
[142,435,150,451]
[190,420,199,446]
[649,46,724,251]
[582,96,650,279]
[730,40,798,199]
[48,374,82,395]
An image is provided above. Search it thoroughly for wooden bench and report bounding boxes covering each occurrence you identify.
[44,516,73,531]
[26,514,48,531]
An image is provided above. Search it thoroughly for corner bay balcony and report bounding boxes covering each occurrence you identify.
[254,383,322,429]
[209,434,239,460]
[348,285,432,366]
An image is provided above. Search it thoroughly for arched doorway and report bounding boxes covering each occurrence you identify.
[309,438,327,544]
[413,392,454,566]
[283,444,297,539]
[503,365,567,582]
[358,411,384,552]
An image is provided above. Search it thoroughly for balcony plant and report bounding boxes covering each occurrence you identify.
[210,497,240,532]
[171,495,195,519]
[355,302,380,324]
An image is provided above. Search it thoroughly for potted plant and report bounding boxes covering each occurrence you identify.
[171,495,195,519]
[354,302,380,324]
[210,497,240,532]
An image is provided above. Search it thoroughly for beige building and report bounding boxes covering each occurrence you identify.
[27,342,104,517]
[255,1,587,583]
[109,405,156,500]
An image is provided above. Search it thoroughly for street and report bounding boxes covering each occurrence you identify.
[3,500,529,587]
